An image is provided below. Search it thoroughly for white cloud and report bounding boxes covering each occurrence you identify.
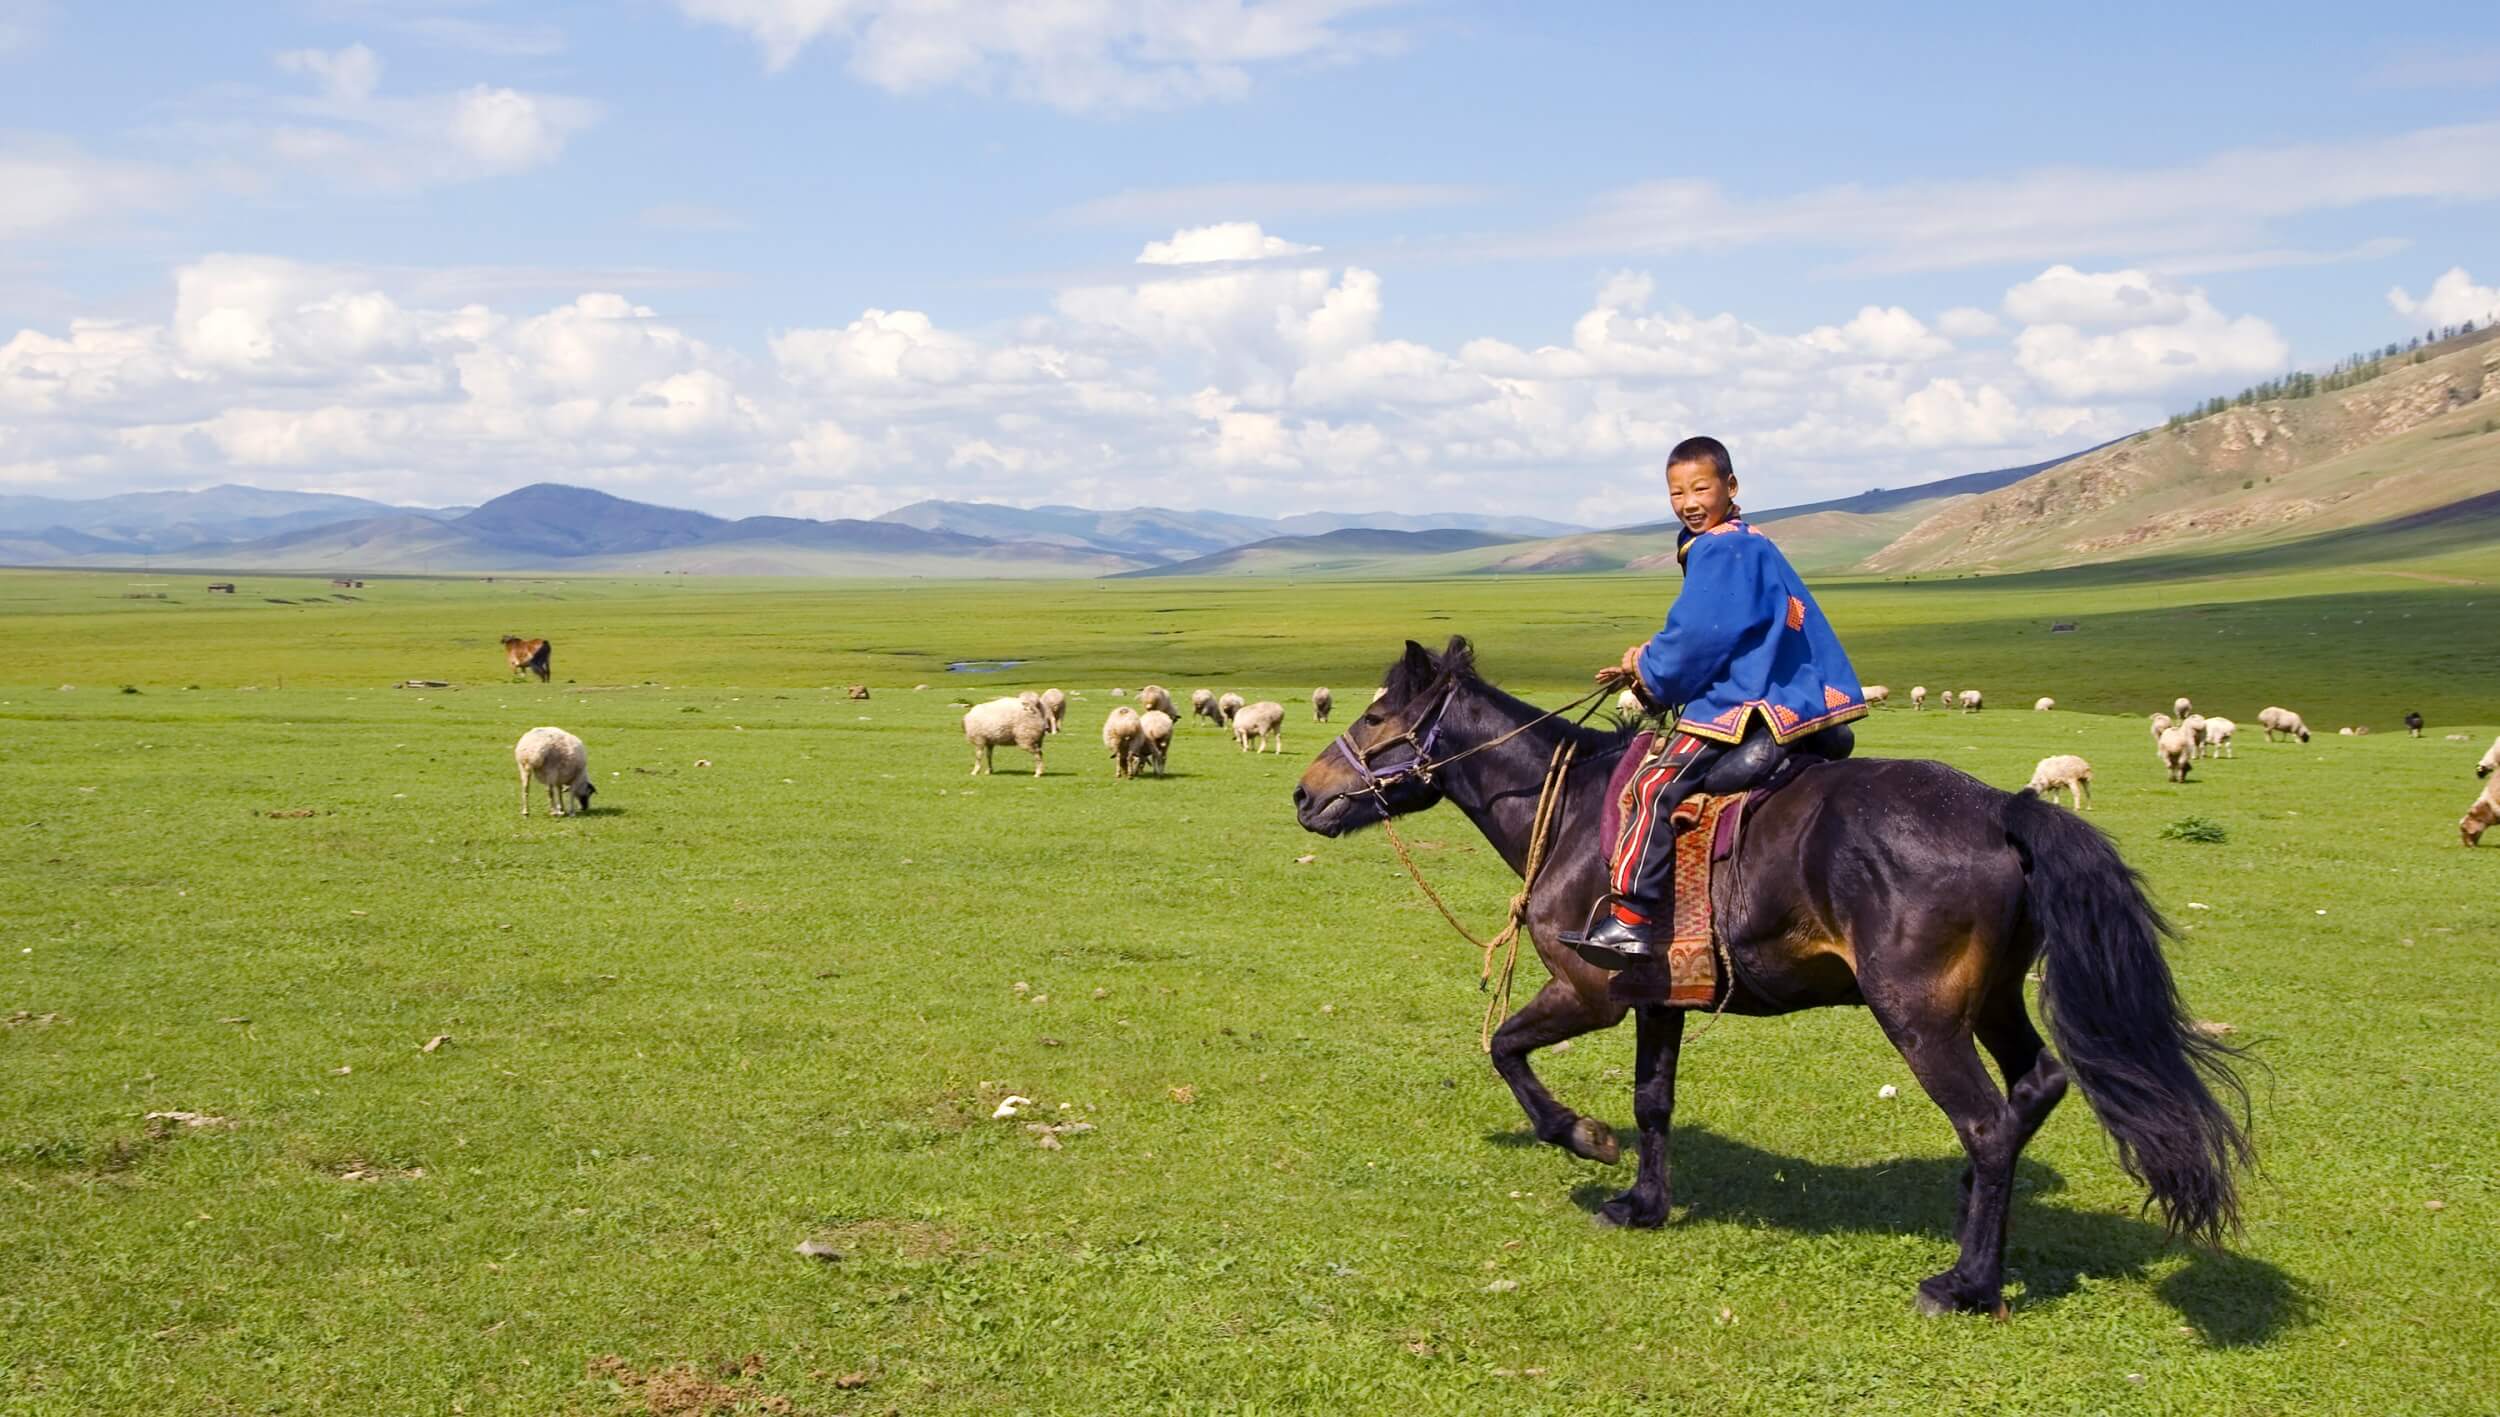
[2013,294,2287,401]
[276,43,383,102]
[1137,222,1318,265]
[0,139,177,240]
[0,244,2211,516]
[448,85,574,171]
[1936,307,2001,339]
[2003,265,2192,327]
[1510,121,2500,273]
[2387,267,2500,328]
[674,0,1407,111]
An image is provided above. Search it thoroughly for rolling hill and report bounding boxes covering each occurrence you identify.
[1113,527,1526,578]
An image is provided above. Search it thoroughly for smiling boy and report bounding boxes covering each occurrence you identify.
[1576,436,1867,976]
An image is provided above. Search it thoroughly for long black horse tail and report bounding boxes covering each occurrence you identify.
[2005,790,2253,1245]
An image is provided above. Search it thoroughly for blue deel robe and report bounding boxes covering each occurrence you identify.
[1634,518,1868,744]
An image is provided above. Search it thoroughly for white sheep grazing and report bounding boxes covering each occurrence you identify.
[964,697,1048,777]
[514,726,595,817]
[1959,689,1983,713]
[2478,734,2500,779]
[2158,724,2198,783]
[1138,709,1175,776]
[1218,692,1246,726]
[2463,778,2500,846]
[1312,686,1333,722]
[2034,696,2055,712]
[2180,713,2207,755]
[1102,706,1144,779]
[1039,687,1067,734]
[1233,700,1286,754]
[2174,696,2193,720]
[1617,687,1644,715]
[1019,690,1043,720]
[2258,706,2310,743]
[2026,753,2092,811]
[2150,711,2174,739]
[1137,684,1176,718]
[1940,689,1956,711]
[2201,716,2236,759]
[1191,688,1224,728]
[1910,685,1928,711]
[1863,685,1890,707]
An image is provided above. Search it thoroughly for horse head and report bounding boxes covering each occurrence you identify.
[1293,636,1477,836]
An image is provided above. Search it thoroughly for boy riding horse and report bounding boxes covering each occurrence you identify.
[1579,437,1867,996]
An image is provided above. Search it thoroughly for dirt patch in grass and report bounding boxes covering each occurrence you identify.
[586,1353,799,1415]
[808,1217,962,1262]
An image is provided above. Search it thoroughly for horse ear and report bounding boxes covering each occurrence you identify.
[1402,640,1435,678]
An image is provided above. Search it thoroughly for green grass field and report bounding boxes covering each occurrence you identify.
[4,564,2497,1413]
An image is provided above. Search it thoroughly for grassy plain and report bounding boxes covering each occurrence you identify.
[3,563,2497,1413]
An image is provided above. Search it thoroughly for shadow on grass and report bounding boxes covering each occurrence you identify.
[1486,1123,2309,1342]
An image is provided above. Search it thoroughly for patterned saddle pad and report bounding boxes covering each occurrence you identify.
[1596,731,1752,1008]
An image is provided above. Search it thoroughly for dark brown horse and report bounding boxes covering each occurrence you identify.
[1293,638,2251,1317]
[501,635,552,682]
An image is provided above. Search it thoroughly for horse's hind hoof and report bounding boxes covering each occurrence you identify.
[1568,1116,1620,1165]
[1913,1275,2004,1318]
[1595,1191,1667,1229]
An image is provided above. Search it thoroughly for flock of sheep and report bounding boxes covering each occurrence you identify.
[961,683,1330,779]
[512,666,2497,845]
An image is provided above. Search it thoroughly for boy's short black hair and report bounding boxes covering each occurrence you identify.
[1667,435,1734,482]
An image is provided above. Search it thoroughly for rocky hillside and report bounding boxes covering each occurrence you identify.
[1866,329,2500,574]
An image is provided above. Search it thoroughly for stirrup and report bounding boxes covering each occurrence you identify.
[1565,895,1664,971]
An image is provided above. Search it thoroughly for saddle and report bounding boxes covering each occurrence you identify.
[1590,730,1762,1008]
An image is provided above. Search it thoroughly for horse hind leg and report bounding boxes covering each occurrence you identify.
[1875,999,2023,1317]
[1597,1004,1685,1229]
[1488,977,1627,1165]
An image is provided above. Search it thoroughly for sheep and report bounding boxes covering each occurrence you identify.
[2026,753,2092,811]
[1218,692,1246,726]
[1019,690,1043,718]
[1312,687,1334,722]
[2257,706,2310,743]
[1138,709,1175,776]
[2478,735,2500,779]
[1137,684,1176,718]
[1039,687,1067,734]
[1233,700,1286,754]
[2463,778,2500,846]
[1958,689,1983,713]
[2158,724,2198,783]
[2150,711,2174,738]
[1617,688,1644,715]
[2034,696,2055,712]
[2405,711,2425,738]
[1910,685,1928,711]
[2174,696,2193,719]
[1863,685,1890,707]
[1102,706,1145,779]
[2201,716,2236,759]
[2340,725,2372,736]
[964,697,1047,777]
[2181,712,2207,746]
[514,726,596,817]
[1191,688,1223,728]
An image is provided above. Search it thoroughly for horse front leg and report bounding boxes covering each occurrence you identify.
[1598,1004,1684,1228]
[1488,976,1626,1165]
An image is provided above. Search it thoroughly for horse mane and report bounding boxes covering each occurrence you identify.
[1377,634,1641,756]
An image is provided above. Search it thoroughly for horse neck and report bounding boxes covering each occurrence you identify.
[1430,680,1593,877]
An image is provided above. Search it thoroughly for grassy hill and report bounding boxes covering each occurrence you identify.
[1868,330,2500,574]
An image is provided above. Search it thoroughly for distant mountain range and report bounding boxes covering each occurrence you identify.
[0,483,1590,577]
[12,323,2493,583]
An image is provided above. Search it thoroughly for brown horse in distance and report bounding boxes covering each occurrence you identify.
[501,635,552,682]
[1292,638,2251,1317]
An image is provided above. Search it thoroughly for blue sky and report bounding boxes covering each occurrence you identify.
[3,1,2496,524]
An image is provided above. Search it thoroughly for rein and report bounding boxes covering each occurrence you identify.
[1356,683,1614,1051]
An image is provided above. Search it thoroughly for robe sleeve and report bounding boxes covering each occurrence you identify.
[1635,535,1771,706]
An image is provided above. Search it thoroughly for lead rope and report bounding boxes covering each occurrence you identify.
[1382,733,1578,1052]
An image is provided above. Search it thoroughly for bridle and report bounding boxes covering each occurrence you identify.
[1324,677,1615,808]
[1328,679,1462,801]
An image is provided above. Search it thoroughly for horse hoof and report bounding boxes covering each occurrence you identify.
[1570,1116,1621,1166]
[1594,1192,1666,1230]
[1913,1275,2002,1318]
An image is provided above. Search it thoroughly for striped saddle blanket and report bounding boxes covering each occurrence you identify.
[1600,732,1751,1007]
